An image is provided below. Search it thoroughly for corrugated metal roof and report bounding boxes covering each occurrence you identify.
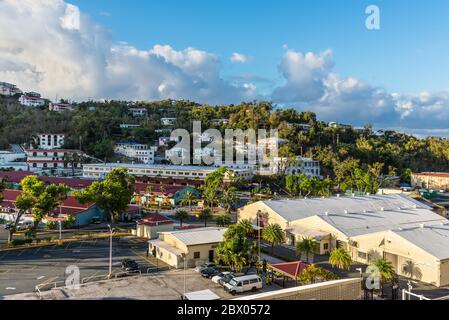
[261,194,444,237]
[392,224,449,260]
[162,227,227,246]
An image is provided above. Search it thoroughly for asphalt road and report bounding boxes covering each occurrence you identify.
[0,236,169,297]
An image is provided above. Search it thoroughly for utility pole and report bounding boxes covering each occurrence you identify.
[108,224,113,279]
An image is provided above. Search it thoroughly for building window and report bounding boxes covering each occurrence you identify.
[358,251,367,260]
[193,252,200,259]
[323,243,329,250]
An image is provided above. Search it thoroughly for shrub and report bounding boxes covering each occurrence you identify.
[45,221,56,230]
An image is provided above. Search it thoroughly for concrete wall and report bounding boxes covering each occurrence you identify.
[234,278,362,300]
[136,223,174,239]
[412,174,449,191]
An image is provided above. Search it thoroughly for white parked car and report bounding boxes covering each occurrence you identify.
[224,275,262,295]
[211,272,232,284]
[16,220,33,231]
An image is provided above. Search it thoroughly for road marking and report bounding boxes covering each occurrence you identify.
[65,243,71,249]
[37,276,45,280]
[33,247,43,255]
[0,252,9,260]
[43,254,51,258]
[5,287,16,290]
[16,250,24,256]
[72,250,81,253]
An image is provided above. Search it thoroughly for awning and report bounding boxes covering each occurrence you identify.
[270,261,309,279]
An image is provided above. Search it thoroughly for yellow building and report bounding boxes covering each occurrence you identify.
[238,194,449,287]
[412,172,449,191]
[148,227,227,268]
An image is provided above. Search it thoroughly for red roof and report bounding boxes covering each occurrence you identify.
[270,261,310,278]
[414,172,449,178]
[1,189,94,216]
[134,182,186,196]
[137,213,173,226]
[0,171,94,189]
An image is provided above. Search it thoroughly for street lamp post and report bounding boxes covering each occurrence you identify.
[181,253,187,298]
[58,220,62,240]
[108,224,113,279]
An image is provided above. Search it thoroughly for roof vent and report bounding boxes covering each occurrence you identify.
[366,193,370,196]
[398,227,403,231]
[344,210,349,214]
[336,194,340,198]
[398,207,402,210]
[380,207,385,211]
[325,212,329,216]
[420,223,425,229]
[352,193,356,197]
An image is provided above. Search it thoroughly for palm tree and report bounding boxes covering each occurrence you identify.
[198,208,212,227]
[329,248,352,270]
[180,191,196,211]
[296,237,319,263]
[370,258,395,296]
[216,214,232,227]
[299,264,325,284]
[204,190,219,208]
[175,210,189,227]
[146,185,153,194]
[221,186,237,213]
[262,223,285,254]
[238,219,254,235]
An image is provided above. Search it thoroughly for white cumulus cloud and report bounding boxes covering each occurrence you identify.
[230,52,251,64]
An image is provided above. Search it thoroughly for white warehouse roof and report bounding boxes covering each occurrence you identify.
[161,227,227,246]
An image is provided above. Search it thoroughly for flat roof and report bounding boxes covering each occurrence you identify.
[260,194,444,237]
[183,289,220,300]
[160,227,227,246]
[84,163,251,172]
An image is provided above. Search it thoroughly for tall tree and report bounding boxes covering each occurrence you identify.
[221,186,237,213]
[180,191,197,211]
[198,208,212,227]
[174,210,189,227]
[329,248,352,270]
[216,214,232,227]
[296,237,319,263]
[75,168,135,224]
[262,223,285,254]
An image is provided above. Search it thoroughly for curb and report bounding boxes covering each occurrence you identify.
[0,233,132,252]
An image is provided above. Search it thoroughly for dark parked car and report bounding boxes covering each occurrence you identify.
[201,267,220,278]
[121,259,140,272]
[2,223,11,230]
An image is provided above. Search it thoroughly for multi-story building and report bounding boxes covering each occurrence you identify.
[82,163,254,181]
[19,95,45,107]
[25,149,81,172]
[0,82,22,96]
[193,147,216,163]
[412,172,449,191]
[165,147,190,163]
[35,134,65,150]
[114,141,155,164]
[261,157,321,177]
[159,136,180,147]
[129,108,147,117]
[49,102,74,112]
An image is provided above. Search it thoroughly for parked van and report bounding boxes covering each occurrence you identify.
[223,275,262,295]
[16,220,33,231]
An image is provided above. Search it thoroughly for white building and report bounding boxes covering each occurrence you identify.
[0,150,26,163]
[35,134,65,150]
[0,82,22,96]
[261,157,321,177]
[129,108,147,117]
[19,95,45,107]
[120,124,141,129]
[165,147,190,163]
[328,122,352,130]
[159,136,180,147]
[114,142,155,164]
[26,149,81,172]
[49,103,74,112]
[193,147,216,162]
[82,163,254,181]
[161,117,177,126]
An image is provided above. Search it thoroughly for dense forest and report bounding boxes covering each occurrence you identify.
[2,96,449,181]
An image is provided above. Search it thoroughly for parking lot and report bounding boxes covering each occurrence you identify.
[0,236,168,297]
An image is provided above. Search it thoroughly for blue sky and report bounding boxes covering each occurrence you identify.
[1,0,449,134]
[71,0,449,95]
